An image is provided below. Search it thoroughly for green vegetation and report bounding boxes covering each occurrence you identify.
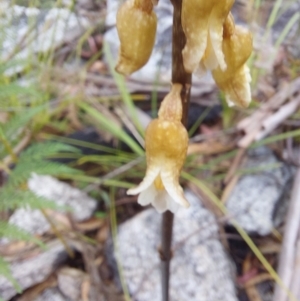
[0,0,300,299]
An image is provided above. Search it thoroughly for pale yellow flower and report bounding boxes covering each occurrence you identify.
[212,14,253,108]
[127,84,190,213]
[181,0,234,73]
[115,0,157,75]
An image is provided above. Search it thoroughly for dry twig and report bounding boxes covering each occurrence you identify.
[238,77,300,148]
[273,158,300,301]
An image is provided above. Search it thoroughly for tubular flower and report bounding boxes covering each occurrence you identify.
[212,14,253,108]
[181,0,234,74]
[115,0,157,75]
[127,84,189,213]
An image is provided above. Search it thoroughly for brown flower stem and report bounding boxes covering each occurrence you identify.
[171,0,192,126]
[161,210,174,301]
[160,0,191,300]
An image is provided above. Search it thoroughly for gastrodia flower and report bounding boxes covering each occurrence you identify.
[212,14,253,108]
[181,0,234,74]
[115,0,157,75]
[127,84,189,213]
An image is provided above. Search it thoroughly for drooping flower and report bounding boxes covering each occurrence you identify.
[212,14,253,108]
[127,84,190,213]
[181,0,234,74]
[115,0,157,75]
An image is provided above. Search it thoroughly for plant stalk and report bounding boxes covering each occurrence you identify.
[160,0,191,300]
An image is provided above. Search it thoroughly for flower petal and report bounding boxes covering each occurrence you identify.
[208,0,234,71]
[212,21,253,108]
[137,184,156,206]
[165,193,179,213]
[195,34,219,77]
[203,35,219,71]
[182,28,208,73]
[224,64,251,108]
[181,0,212,73]
[152,190,168,213]
[127,164,160,195]
[160,169,190,208]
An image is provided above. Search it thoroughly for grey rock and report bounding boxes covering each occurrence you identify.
[1,174,97,240]
[57,267,87,301]
[226,147,293,235]
[116,190,238,301]
[0,240,68,301]
[0,1,91,75]
[28,174,97,222]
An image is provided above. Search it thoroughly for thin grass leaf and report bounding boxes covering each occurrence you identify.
[108,188,132,301]
[251,129,300,148]
[45,134,125,155]
[188,107,211,137]
[66,174,134,188]
[0,58,29,75]
[104,42,145,136]
[0,188,64,211]
[266,0,283,30]
[1,106,45,140]
[0,83,41,100]
[19,141,81,161]
[9,161,81,187]
[0,257,21,293]
[0,221,44,248]
[79,102,144,155]
[275,12,300,48]
[0,126,18,162]
[204,162,283,182]
[78,154,134,165]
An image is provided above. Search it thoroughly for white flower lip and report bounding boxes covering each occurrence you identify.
[127,161,190,214]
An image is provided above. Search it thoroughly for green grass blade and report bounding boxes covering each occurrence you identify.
[266,0,283,30]
[79,102,144,155]
[63,174,134,188]
[108,188,132,301]
[275,12,300,48]
[1,106,45,139]
[0,221,44,248]
[104,42,145,136]
[0,257,21,293]
[251,129,300,148]
[44,134,123,155]
[188,107,211,137]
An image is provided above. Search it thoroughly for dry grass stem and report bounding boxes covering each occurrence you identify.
[238,77,300,147]
[257,95,300,140]
[273,164,300,301]
[2,132,32,167]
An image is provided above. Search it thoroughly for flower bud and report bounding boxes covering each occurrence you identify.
[212,14,253,108]
[115,0,157,75]
[181,0,234,73]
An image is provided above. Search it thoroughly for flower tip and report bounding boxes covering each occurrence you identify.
[179,197,190,208]
[126,187,138,195]
[182,48,197,74]
[115,61,133,76]
[183,200,190,208]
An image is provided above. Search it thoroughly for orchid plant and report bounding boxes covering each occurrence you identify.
[114,0,253,299]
